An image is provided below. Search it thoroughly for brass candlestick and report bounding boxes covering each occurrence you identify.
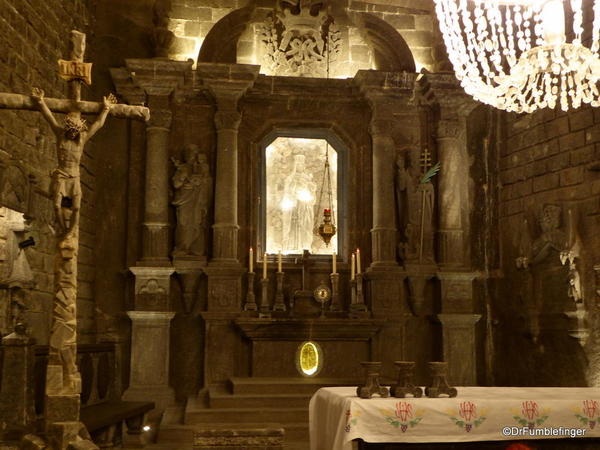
[244,272,257,311]
[273,272,286,312]
[350,273,367,313]
[259,277,270,317]
[425,361,457,398]
[357,361,389,399]
[330,273,340,311]
[390,361,422,398]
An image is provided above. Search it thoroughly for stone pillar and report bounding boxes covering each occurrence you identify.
[0,328,35,441]
[212,105,242,262]
[369,118,399,267]
[142,104,172,265]
[436,119,465,267]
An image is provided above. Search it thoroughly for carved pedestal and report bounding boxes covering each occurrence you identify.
[123,311,175,415]
[0,329,36,441]
[174,257,206,314]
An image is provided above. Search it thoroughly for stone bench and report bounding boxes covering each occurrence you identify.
[80,400,154,448]
[193,425,284,450]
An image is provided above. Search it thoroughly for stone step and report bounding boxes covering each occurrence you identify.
[185,407,308,425]
[229,377,360,395]
[209,392,312,409]
[153,423,307,449]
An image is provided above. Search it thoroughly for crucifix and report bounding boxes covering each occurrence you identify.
[294,249,315,292]
[0,30,149,429]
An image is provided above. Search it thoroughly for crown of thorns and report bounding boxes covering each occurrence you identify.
[64,115,88,132]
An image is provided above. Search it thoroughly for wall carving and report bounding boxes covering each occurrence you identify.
[260,0,341,77]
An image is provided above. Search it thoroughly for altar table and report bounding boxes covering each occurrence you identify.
[309,386,600,450]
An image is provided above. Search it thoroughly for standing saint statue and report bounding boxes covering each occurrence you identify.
[281,154,316,253]
[172,144,212,257]
[396,148,436,263]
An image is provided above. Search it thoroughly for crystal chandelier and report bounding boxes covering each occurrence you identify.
[434,0,600,113]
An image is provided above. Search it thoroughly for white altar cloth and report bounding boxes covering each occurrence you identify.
[309,386,600,450]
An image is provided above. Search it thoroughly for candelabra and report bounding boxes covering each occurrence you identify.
[244,272,257,311]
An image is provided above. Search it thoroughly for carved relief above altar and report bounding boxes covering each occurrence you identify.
[265,137,338,255]
[259,0,341,78]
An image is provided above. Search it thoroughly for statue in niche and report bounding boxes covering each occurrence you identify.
[395,148,435,263]
[281,154,317,252]
[172,144,212,257]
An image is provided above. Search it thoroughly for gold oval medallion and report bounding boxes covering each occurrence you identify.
[297,341,322,377]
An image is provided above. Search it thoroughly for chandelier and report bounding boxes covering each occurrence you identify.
[434,0,600,113]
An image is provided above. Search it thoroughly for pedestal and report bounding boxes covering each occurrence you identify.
[0,330,35,441]
[174,257,206,313]
[123,311,175,414]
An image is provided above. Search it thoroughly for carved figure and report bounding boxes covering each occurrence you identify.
[281,155,316,252]
[32,88,116,235]
[172,144,212,257]
[396,149,435,263]
[260,0,341,77]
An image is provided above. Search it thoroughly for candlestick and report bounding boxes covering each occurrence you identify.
[273,271,286,312]
[356,248,361,274]
[332,251,337,274]
[263,252,267,280]
[351,253,356,280]
[244,271,257,311]
[260,277,270,316]
[278,251,282,273]
[249,247,254,273]
[330,272,340,311]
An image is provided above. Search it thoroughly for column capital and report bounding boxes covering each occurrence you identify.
[147,108,173,129]
[438,313,481,327]
[369,119,395,137]
[215,110,242,131]
[197,63,260,106]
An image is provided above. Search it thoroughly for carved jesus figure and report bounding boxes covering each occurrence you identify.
[31,88,116,234]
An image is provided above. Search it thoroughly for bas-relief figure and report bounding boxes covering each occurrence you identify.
[395,149,434,263]
[172,144,212,257]
[281,154,317,253]
[266,138,337,255]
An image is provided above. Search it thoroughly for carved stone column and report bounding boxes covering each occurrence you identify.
[111,59,192,415]
[369,118,399,267]
[436,119,465,267]
[142,104,172,264]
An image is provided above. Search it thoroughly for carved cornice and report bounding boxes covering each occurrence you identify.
[110,59,193,104]
[197,63,260,106]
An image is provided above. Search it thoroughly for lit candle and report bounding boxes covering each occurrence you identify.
[249,247,254,273]
[332,251,337,274]
[351,253,356,280]
[278,251,282,272]
[356,248,361,274]
[263,252,268,279]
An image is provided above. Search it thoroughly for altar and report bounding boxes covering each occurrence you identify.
[309,387,600,450]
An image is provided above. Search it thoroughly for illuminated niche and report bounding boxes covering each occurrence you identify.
[296,341,322,377]
[265,137,338,255]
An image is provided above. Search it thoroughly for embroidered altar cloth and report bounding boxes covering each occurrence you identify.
[309,386,600,450]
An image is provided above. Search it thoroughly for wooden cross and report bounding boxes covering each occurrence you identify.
[294,249,315,291]
[419,147,432,175]
[0,30,148,423]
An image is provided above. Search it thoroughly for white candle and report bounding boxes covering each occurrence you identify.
[332,251,337,274]
[351,253,356,280]
[356,248,361,274]
[263,252,267,279]
[249,247,254,273]
[278,251,282,272]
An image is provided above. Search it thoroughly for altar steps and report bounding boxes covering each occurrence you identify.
[186,406,308,424]
[229,376,360,395]
[209,392,312,408]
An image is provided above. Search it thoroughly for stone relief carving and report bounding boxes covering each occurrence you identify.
[516,204,588,346]
[265,138,337,255]
[172,144,212,258]
[151,0,175,58]
[395,148,435,264]
[260,0,341,77]
[137,278,168,309]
